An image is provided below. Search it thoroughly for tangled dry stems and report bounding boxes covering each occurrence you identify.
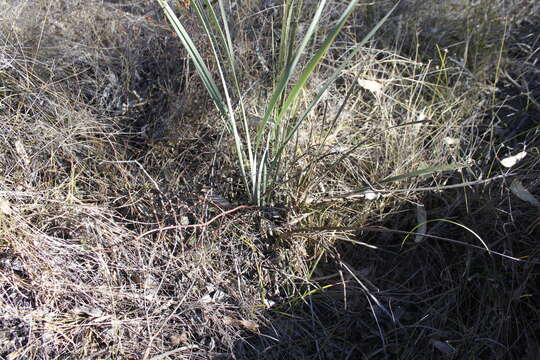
[1,0,539,359]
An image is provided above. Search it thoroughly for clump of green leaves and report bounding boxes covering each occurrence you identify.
[157,0,398,205]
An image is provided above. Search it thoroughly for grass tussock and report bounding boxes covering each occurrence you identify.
[1,0,539,359]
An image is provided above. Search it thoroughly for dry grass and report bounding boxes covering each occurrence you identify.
[1,0,539,359]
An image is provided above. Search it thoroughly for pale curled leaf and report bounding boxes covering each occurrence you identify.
[510,180,540,211]
[212,289,228,302]
[0,198,13,215]
[14,140,30,166]
[430,339,457,357]
[200,294,213,304]
[363,190,380,200]
[357,78,384,95]
[170,332,189,345]
[415,204,427,243]
[239,319,260,332]
[500,151,527,168]
[73,306,104,317]
[443,136,460,145]
[222,317,259,331]
[222,316,235,325]
[263,299,276,308]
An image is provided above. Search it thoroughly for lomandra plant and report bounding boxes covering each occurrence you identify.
[156,0,398,205]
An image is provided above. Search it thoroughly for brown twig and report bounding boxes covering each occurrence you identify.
[105,204,256,248]
[310,174,509,204]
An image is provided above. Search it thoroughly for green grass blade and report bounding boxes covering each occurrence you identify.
[158,0,256,199]
[379,164,466,185]
[254,0,328,149]
[402,219,491,254]
[273,1,401,164]
[156,0,225,115]
[274,0,358,128]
